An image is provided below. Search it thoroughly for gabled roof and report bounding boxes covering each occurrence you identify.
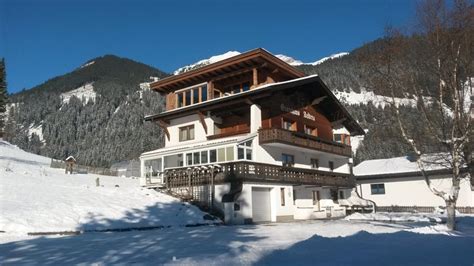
[354,153,467,180]
[145,75,365,136]
[149,48,306,93]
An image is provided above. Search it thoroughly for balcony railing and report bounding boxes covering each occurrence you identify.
[259,128,352,157]
[164,161,355,188]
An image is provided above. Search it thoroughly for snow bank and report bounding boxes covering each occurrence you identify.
[60,83,96,104]
[345,212,444,223]
[0,141,216,234]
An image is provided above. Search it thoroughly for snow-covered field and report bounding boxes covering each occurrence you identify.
[1,141,474,265]
[0,140,215,235]
[1,218,474,265]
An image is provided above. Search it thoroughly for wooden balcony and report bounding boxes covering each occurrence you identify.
[165,161,355,188]
[259,128,352,157]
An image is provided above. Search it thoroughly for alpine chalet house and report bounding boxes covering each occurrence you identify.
[140,48,365,224]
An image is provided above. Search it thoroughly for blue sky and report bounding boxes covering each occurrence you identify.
[0,0,416,93]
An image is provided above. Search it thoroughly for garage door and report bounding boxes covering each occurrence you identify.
[252,187,271,222]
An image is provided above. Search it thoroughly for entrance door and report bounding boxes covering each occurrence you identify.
[252,187,272,222]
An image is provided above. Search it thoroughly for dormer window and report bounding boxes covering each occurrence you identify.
[176,83,208,107]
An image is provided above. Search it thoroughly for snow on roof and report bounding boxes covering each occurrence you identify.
[354,153,450,177]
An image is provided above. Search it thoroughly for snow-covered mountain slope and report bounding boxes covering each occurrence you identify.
[0,140,215,234]
[310,52,349,65]
[174,51,241,75]
[60,83,97,104]
[173,50,351,75]
[275,54,304,66]
[333,88,417,108]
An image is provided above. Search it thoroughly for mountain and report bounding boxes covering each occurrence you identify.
[174,51,241,75]
[4,55,169,167]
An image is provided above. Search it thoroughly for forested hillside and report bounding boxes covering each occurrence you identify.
[4,55,168,167]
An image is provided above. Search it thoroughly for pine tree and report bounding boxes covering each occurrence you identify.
[0,58,8,135]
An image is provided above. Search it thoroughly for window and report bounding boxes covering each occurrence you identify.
[330,189,338,203]
[226,146,234,161]
[339,190,344,199]
[311,158,319,169]
[371,184,385,195]
[334,134,350,145]
[176,84,208,107]
[177,93,184,108]
[193,152,200,165]
[237,140,253,160]
[312,191,320,211]
[223,81,251,95]
[280,188,285,206]
[179,125,195,142]
[193,87,199,104]
[209,149,217,163]
[201,151,208,164]
[164,154,183,168]
[217,148,226,162]
[282,154,295,167]
[293,189,297,204]
[186,153,193,166]
[282,119,296,131]
[329,161,334,171]
[304,125,318,136]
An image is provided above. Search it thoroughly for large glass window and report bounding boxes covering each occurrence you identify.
[176,84,208,107]
[145,158,162,177]
[177,93,184,108]
[193,152,200,165]
[164,154,183,168]
[371,184,385,195]
[201,151,208,164]
[217,148,226,162]
[209,149,217,163]
[186,153,193,166]
[226,146,234,161]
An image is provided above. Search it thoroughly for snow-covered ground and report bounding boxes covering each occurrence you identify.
[0,140,216,235]
[1,217,473,265]
[1,140,474,264]
[60,83,97,104]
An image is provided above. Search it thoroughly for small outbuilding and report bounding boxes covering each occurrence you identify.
[354,154,473,212]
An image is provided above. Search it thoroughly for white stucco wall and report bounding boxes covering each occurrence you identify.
[255,143,350,174]
[357,175,473,207]
[225,183,350,224]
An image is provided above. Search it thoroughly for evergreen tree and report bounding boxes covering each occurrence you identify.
[0,58,8,134]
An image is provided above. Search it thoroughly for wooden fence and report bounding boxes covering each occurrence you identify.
[50,159,118,176]
[376,205,474,214]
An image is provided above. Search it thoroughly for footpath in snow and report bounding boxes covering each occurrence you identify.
[0,140,217,235]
